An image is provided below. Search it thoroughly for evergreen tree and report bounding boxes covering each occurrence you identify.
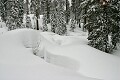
[42,13,48,31]
[50,0,57,33]
[41,0,51,23]
[55,0,66,35]
[82,0,120,53]
[0,0,24,30]
[76,0,83,28]
[50,0,66,35]
[71,0,76,20]
[70,15,76,32]
[41,0,51,31]
[70,0,76,31]
[0,0,8,22]
[25,0,29,15]
[65,0,70,24]
[17,0,24,28]
[79,0,92,31]
[30,0,41,30]
[110,0,120,49]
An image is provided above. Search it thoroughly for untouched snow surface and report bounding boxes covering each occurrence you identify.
[0,29,99,80]
[37,32,120,80]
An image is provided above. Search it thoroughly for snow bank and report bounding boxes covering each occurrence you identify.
[38,32,120,80]
[0,29,99,80]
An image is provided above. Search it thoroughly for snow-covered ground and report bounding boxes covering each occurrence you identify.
[0,29,100,80]
[37,31,120,80]
[0,15,120,80]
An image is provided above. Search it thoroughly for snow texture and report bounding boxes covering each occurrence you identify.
[0,29,99,80]
[37,31,120,80]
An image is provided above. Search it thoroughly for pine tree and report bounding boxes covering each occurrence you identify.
[71,0,76,20]
[41,0,51,23]
[70,15,76,32]
[55,0,66,35]
[42,13,48,31]
[50,0,57,33]
[82,0,120,53]
[0,0,8,22]
[0,0,24,30]
[65,0,70,24]
[30,0,41,30]
[70,0,77,31]
[110,0,120,49]
[41,0,52,31]
[25,0,29,15]
[17,0,24,28]
[50,0,66,35]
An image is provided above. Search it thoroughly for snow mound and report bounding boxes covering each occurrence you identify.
[37,32,120,80]
[0,29,99,80]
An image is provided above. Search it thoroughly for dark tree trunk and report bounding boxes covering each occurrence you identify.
[66,0,68,24]
[26,0,29,14]
[36,9,39,30]
[84,8,87,25]
[36,19,39,30]
[79,19,81,28]
[83,8,87,31]
[46,0,50,23]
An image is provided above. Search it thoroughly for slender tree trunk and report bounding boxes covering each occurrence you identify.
[26,0,29,14]
[83,8,87,31]
[79,19,81,28]
[66,0,68,24]
[46,0,50,23]
[36,9,39,30]
[36,18,39,30]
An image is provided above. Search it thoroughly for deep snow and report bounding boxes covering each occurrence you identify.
[0,29,99,80]
[36,31,120,80]
[0,14,120,80]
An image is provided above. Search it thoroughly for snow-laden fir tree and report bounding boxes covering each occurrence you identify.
[56,0,66,35]
[30,0,41,30]
[41,0,52,31]
[71,0,82,28]
[41,0,51,23]
[50,0,57,33]
[70,0,77,31]
[42,13,48,31]
[0,0,24,30]
[0,0,8,22]
[82,0,120,53]
[70,15,76,32]
[65,0,70,24]
[17,0,24,28]
[50,0,67,35]
[110,0,120,49]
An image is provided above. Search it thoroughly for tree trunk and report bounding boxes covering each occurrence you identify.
[83,8,87,31]
[79,19,81,28]
[26,0,29,14]
[36,18,39,30]
[66,0,68,24]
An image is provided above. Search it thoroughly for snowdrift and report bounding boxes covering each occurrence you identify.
[0,29,99,80]
[38,32,120,80]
